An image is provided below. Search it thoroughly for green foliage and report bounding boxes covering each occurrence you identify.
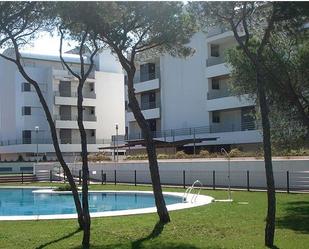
[226,33,309,149]
[17,155,24,162]
[0,184,309,249]
[55,184,72,191]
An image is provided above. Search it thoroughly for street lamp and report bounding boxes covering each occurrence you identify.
[221,148,232,201]
[115,123,119,162]
[35,126,39,169]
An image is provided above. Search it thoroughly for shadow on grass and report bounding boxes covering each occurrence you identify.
[72,221,214,249]
[35,228,81,249]
[277,201,309,233]
[131,221,165,249]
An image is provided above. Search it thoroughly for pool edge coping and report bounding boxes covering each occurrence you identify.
[0,189,214,221]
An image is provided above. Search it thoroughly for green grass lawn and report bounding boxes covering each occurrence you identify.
[0,183,308,249]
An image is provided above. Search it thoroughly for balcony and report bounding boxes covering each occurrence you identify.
[54,91,96,107]
[207,89,231,100]
[206,57,225,67]
[54,115,97,122]
[0,138,112,146]
[127,105,160,122]
[55,91,96,99]
[207,94,255,111]
[207,26,230,38]
[127,121,260,141]
[54,115,97,129]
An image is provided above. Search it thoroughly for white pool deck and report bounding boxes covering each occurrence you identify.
[0,189,214,221]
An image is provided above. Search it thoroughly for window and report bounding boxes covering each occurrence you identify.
[90,108,95,115]
[91,130,95,137]
[210,44,220,57]
[22,130,31,144]
[212,78,220,90]
[22,106,31,115]
[212,111,220,123]
[21,82,31,92]
[90,83,94,92]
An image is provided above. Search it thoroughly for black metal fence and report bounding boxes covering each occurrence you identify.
[34,168,309,193]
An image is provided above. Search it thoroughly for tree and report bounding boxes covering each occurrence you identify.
[56,6,100,246]
[191,1,280,247]
[226,34,309,150]
[59,1,196,224]
[0,2,85,230]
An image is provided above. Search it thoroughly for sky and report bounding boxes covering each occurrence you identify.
[20,31,77,55]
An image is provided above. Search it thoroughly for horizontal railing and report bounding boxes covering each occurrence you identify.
[127,121,260,140]
[0,138,112,146]
[206,57,225,67]
[54,115,97,122]
[141,100,160,110]
[207,90,231,100]
[125,66,160,84]
[54,91,96,99]
[207,26,230,38]
[34,167,309,193]
[127,100,161,112]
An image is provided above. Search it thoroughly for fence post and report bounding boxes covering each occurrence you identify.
[63,170,66,183]
[101,170,104,185]
[79,170,81,185]
[212,170,216,190]
[247,170,250,191]
[21,171,24,184]
[134,170,137,186]
[50,170,52,183]
[114,170,117,185]
[183,170,186,189]
[287,171,290,193]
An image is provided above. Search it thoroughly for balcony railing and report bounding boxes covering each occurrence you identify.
[54,115,97,122]
[207,26,230,38]
[127,100,160,112]
[0,138,112,146]
[127,121,260,140]
[207,90,231,100]
[206,57,225,67]
[141,100,160,110]
[54,91,96,99]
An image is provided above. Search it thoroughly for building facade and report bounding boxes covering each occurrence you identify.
[0,49,125,161]
[125,28,262,152]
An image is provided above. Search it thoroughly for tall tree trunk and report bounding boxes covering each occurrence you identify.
[15,60,85,230]
[77,81,91,248]
[256,66,276,247]
[127,73,170,224]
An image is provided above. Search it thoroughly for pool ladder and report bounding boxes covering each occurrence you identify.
[182,180,203,203]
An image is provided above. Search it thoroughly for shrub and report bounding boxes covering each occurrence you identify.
[17,155,24,162]
[157,154,169,159]
[229,148,242,157]
[199,150,210,158]
[175,151,188,159]
[88,153,111,162]
[55,184,72,191]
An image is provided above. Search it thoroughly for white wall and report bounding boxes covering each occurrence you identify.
[160,32,209,130]
[95,71,125,139]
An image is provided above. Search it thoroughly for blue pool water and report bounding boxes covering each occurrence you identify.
[0,188,182,216]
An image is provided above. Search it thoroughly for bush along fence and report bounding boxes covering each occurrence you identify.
[30,167,309,193]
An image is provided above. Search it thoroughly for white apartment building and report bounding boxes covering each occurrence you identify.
[0,49,125,161]
[125,28,262,152]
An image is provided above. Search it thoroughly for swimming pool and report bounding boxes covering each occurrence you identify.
[0,187,214,220]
